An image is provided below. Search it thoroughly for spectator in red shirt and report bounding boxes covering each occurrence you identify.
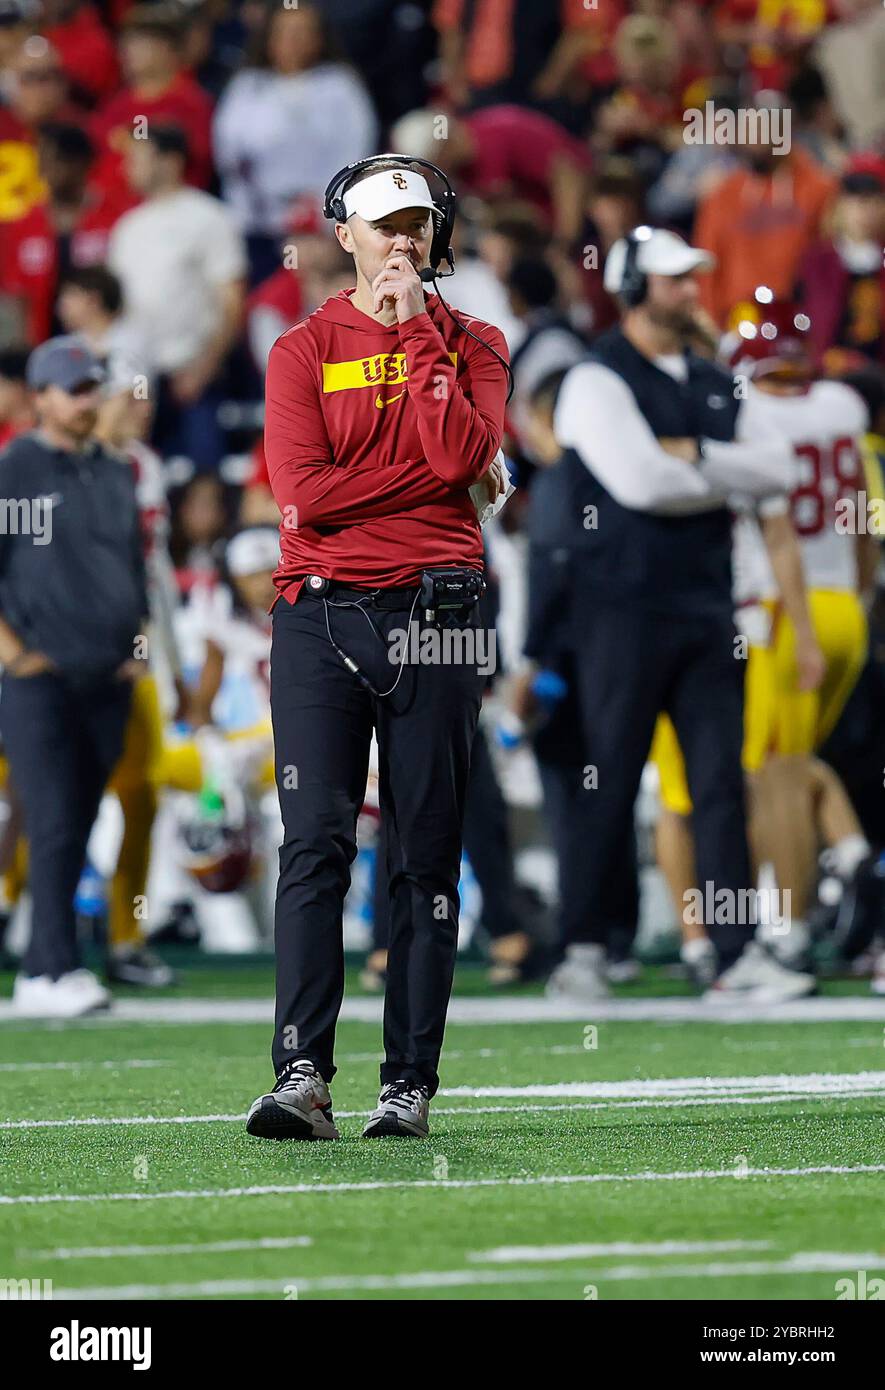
[0,346,35,449]
[715,0,837,94]
[0,123,123,344]
[91,4,214,200]
[0,32,87,227]
[41,0,119,108]
[797,158,885,372]
[239,437,279,526]
[391,104,590,247]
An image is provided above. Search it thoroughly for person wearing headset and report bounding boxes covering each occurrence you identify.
[547,225,818,1005]
[245,154,511,1142]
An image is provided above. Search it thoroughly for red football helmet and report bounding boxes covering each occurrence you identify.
[179,786,255,894]
[726,288,814,381]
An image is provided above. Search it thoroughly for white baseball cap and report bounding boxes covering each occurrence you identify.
[604,227,715,295]
[342,165,436,223]
[226,528,279,578]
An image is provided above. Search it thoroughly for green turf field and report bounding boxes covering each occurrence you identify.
[1,960,884,1301]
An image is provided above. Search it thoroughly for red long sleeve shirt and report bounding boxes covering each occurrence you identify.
[264,288,509,605]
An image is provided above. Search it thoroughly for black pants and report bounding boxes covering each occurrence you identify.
[270,589,485,1095]
[0,671,132,978]
[373,723,524,950]
[567,602,752,969]
[537,758,638,957]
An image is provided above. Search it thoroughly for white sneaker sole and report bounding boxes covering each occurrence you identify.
[545,977,610,1002]
[11,995,111,1019]
[362,1109,429,1139]
[704,974,817,1005]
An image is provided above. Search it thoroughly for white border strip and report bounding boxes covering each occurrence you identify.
[48,1251,885,1299]
[3,1163,884,1207]
[3,996,885,1025]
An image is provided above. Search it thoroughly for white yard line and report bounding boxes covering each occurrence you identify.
[4,1083,882,1132]
[3,1163,884,1207]
[3,996,885,1024]
[47,1251,885,1299]
[469,1239,773,1263]
[49,1270,593,1298]
[3,1069,882,1130]
[0,1060,166,1072]
[439,1070,885,1099]
[24,1236,313,1261]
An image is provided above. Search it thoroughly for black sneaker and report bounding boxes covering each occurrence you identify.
[106,946,174,988]
[362,1080,430,1139]
[246,1059,340,1141]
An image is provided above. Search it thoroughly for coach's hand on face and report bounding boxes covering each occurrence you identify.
[372,253,426,324]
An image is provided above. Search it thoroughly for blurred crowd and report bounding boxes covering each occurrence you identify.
[0,0,884,982]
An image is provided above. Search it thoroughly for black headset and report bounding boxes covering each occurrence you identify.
[322,152,514,401]
[619,227,649,307]
[323,153,457,277]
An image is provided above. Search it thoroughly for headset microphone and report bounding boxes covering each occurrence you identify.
[324,154,513,402]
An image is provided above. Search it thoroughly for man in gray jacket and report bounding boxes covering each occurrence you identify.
[0,337,147,1017]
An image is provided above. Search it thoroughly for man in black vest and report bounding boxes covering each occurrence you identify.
[547,226,816,1003]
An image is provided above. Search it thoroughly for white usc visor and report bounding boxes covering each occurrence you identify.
[342,167,436,223]
[604,228,715,294]
[226,528,280,578]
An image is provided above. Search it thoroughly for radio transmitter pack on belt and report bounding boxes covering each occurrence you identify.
[419,567,485,626]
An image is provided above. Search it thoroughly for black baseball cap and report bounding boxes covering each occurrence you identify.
[26,336,106,392]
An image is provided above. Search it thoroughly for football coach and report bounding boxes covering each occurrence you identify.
[0,336,147,1018]
[246,155,510,1142]
[549,226,812,1004]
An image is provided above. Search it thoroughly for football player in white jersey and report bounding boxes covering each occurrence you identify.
[654,293,878,977]
[726,296,878,963]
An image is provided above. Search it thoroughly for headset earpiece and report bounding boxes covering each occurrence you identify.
[323,154,457,276]
[620,229,647,308]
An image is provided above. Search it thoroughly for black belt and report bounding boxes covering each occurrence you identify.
[301,577,420,609]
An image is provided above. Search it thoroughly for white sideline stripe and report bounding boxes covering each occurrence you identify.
[5,1085,883,1131]
[3,996,885,1024]
[439,1070,885,1099]
[6,1078,883,1134]
[0,1060,166,1072]
[26,1236,313,1261]
[577,1252,885,1283]
[470,1239,773,1263]
[48,1252,885,1299]
[50,1270,595,1299]
[3,1163,884,1207]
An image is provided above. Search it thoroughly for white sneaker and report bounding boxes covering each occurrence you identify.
[546,944,611,1001]
[363,1081,431,1139]
[246,1059,340,1140]
[871,951,885,996]
[12,969,110,1018]
[681,936,717,989]
[756,917,812,970]
[704,941,816,1005]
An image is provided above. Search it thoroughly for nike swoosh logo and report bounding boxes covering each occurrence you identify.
[375,390,406,409]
